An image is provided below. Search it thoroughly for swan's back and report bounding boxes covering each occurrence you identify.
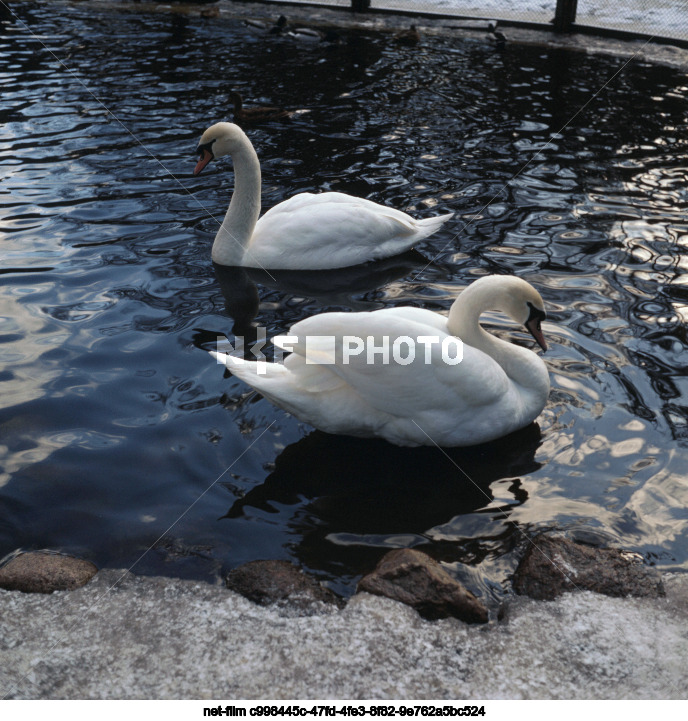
[249,192,453,269]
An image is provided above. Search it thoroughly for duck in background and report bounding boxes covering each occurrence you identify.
[228,91,293,124]
[287,25,341,43]
[265,15,340,43]
[393,25,421,46]
[243,15,287,35]
[488,22,507,50]
[200,5,219,19]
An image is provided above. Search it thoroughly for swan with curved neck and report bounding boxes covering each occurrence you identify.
[194,122,453,269]
[210,275,551,447]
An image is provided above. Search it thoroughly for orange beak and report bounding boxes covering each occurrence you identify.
[525,316,547,352]
[194,148,213,176]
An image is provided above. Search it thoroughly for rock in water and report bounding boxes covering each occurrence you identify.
[0,551,98,593]
[226,559,341,611]
[513,535,665,600]
[357,549,488,624]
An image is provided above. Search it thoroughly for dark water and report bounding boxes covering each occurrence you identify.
[2,2,688,603]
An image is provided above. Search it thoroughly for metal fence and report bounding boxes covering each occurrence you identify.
[269,0,688,42]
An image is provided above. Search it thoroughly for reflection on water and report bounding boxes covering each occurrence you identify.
[223,424,541,597]
[1,2,688,598]
[212,251,428,334]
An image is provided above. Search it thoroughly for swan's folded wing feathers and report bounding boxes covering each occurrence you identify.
[277,309,509,414]
[260,192,414,225]
[257,197,417,240]
[282,307,448,348]
[282,354,347,392]
[212,351,344,402]
[252,192,444,268]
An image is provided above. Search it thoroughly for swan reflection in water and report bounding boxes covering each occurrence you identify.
[220,422,542,591]
[212,250,431,335]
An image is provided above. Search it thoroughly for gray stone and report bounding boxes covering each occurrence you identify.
[0,551,98,594]
[357,549,488,624]
[226,559,341,611]
[513,535,665,600]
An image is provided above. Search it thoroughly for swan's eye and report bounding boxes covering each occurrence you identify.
[193,140,217,177]
[525,301,547,351]
[526,301,546,323]
[196,139,215,158]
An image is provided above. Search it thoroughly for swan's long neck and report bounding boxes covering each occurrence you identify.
[211,138,262,266]
[447,279,549,394]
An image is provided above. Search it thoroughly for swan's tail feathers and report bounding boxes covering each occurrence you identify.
[209,349,341,422]
[414,212,454,239]
[210,349,344,394]
[209,351,284,383]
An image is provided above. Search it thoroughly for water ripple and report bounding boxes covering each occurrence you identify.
[1,2,688,592]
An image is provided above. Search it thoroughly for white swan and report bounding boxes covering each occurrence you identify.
[210,275,551,447]
[193,122,453,269]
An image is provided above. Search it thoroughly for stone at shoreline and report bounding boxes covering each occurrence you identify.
[226,559,341,611]
[0,551,98,593]
[356,549,488,624]
[513,535,665,600]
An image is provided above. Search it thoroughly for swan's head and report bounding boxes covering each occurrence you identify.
[194,122,248,176]
[454,275,548,352]
[522,290,547,352]
[493,275,547,351]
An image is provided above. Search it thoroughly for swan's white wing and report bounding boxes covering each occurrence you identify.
[276,308,510,415]
[260,192,419,226]
[249,192,452,269]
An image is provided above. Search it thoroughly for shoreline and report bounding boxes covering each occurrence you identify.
[2,568,688,699]
[29,0,688,69]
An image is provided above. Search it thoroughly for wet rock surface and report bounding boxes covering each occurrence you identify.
[226,559,342,611]
[357,549,489,624]
[0,551,98,594]
[513,535,665,600]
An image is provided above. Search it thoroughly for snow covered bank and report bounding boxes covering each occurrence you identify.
[2,570,687,699]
